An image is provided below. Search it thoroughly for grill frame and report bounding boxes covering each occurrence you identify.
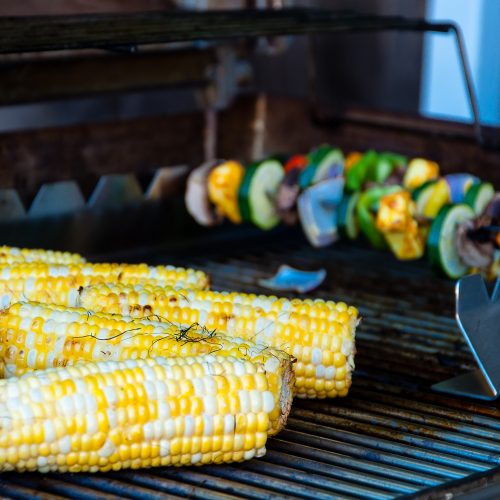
[2,231,500,499]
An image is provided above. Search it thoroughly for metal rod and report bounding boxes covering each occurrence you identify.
[0,9,458,54]
[450,24,484,144]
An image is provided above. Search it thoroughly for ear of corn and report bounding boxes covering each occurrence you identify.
[0,246,85,265]
[0,262,209,308]
[0,353,292,472]
[0,302,293,435]
[76,283,358,399]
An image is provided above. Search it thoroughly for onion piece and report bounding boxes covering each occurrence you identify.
[185,159,223,226]
[456,219,494,269]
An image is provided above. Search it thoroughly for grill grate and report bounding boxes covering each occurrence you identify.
[2,238,500,499]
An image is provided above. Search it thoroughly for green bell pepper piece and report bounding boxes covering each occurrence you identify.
[366,152,408,184]
[346,150,378,192]
[356,185,402,249]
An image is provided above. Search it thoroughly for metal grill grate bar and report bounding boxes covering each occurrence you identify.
[341,395,500,439]
[262,449,422,493]
[277,427,475,477]
[287,417,491,471]
[268,438,456,482]
[293,405,500,455]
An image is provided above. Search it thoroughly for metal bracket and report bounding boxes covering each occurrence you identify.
[88,174,143,210]
[309,20,486,147]
[432,274,500,400]
[29,181,85,218]
[0,189,26,221]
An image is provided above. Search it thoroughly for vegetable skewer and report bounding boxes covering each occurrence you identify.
[185,145,500,279]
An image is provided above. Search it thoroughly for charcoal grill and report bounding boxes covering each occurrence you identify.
[1,5,500,499]
[1,232,500,499]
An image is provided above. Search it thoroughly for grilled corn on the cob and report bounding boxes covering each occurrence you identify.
[0,354,292,472]
[0,302,293,434]
[76,283,358,399]
[0,262,209,307]
[0,246,85,265]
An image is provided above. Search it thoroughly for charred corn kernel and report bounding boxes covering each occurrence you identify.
[77,283,358,399]
[0,246,85,265]
[0,302,293,435]
[0,262,209,308]
[0,355,291,472]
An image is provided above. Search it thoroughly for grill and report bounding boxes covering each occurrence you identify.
[2,231,500,499]
[2,4,500,499]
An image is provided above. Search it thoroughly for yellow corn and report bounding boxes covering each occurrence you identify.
[0,262,209,307]
[77,283,358,399]
[0,246,85,265]
[0,353,292,472]
[0,302,293,435]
